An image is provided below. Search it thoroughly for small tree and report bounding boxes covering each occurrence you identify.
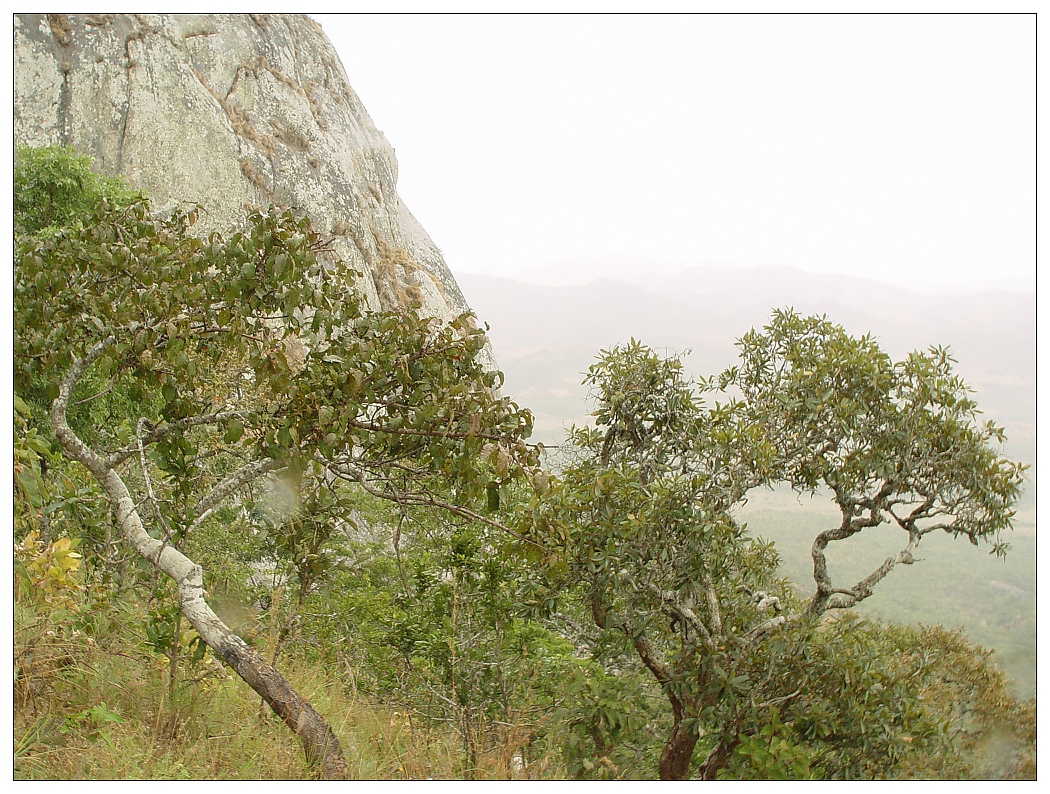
[14,148,536,778]
[530,313,1025,779]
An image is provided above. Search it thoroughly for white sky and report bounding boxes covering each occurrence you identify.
[315,13,1034,293]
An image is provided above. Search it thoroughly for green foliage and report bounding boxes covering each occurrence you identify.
[765,617,1036,780]
[554,660,665,779]
[14,182,536,536]
[247,473,351,598]
[726,309,1025,564]
[730,709,821,780]
[529,319,1027,779]
[13,144,544,779]
[14,145,137,237]
[13,394,52,532]
[15,530,84,613]
[60,702,125,745]
[13,146,1033,780]
[143,599,181,658]
[528,340,792,778]
[303,500,578,778]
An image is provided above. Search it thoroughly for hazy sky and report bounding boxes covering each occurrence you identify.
[315,13,1034,293]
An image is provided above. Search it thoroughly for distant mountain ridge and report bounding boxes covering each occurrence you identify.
[511,254,1035,296]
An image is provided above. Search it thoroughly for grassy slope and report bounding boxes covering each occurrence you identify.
[14,620,556,780]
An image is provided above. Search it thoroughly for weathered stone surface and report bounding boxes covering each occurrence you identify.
[14,13,480,337]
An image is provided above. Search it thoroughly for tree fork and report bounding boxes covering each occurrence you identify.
[695,737,738,780]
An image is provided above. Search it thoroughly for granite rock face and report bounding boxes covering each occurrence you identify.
[14,13,475,330]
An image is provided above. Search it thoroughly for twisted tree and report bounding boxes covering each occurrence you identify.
[530,313,1024,779]
[14,147,535,778]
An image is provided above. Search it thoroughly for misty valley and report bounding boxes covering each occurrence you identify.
[458,266,1036,699]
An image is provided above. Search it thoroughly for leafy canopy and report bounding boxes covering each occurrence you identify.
[527,315,1026,779]
[13,145,539,778]
[14,167,536,541]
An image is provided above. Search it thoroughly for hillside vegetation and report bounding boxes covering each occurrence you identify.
[13,147,1035,780]
[457,268,1036,698]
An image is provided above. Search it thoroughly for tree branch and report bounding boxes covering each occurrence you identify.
[324,458,548,551]
[104,410,250,469]
[743,615,789,645]
[50,337,114,478]
[700,568,724,640]
[647,584,714,648]
[187,457,285,534]
[807,504,884,616]
[828,533,921,610]
[49,348,349,778]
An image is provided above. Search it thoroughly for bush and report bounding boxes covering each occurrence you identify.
[14,145,137,236]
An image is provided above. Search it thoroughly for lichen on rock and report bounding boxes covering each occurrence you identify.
[14,12,479,334]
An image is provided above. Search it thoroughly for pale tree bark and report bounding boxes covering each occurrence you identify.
[50,343,349,779]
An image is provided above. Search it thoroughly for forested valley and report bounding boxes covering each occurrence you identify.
[13,147,1036,780]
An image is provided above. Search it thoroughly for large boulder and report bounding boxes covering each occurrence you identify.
[14,13,475,330]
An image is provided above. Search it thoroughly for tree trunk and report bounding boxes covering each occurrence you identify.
[695,737,738,780]
[50,373,351,779]
[217,632,349,778]
[107,464,350,778]
[658,719,699,780]
[113,466,349,777]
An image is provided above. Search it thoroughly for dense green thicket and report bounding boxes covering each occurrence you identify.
[523,329,1028,779]
[13,147,1035,780]
[14,145,138,237]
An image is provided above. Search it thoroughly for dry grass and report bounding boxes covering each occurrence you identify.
[370,239,430,310]
[239,158,272,196]
[47,14,73,45]
[269,117,311,152]
[227,105,276,157]
[13,593,560,780]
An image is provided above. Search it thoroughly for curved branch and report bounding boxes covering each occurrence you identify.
[49,349,349,779]
[187,457,284,534]
[98,464,348,778]
[650,585,714,649]
[696,736,740,780]
[828,535,921,610]
[50,337,114,478]
[700,568,724,640]
[752,685,803,711]
[807,505,883,616]
[631,626,677,697]
[324,458,548,551]
[591,592,677,694]
[743,615,788,645]
[104,410,250,469]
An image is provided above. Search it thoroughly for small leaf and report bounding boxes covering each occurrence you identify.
[224,419,245,444]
